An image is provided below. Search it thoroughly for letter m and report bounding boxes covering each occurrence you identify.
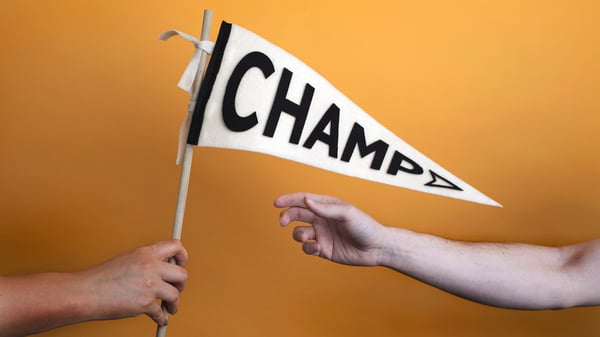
[341,123,389,170]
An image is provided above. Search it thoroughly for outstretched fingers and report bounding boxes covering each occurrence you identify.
[279,206,317,227]
[294,226,321,255]
[293,226,316,243]
[274,192,308,208]
[274,192,340,209]
[276,192,351,222]
[302,241,322,256]
[276,192,350,259]
[304,195,352,222]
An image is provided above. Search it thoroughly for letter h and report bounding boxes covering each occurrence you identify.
[263,68,314,144]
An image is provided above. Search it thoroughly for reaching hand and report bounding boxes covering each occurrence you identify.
[275,192,387,266]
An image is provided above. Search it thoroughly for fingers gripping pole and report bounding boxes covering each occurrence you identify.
[156,9,213,337]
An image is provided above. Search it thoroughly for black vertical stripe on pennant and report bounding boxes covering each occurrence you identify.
[187,21,233,145]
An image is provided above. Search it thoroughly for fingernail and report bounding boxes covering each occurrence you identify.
[163,319,168,326]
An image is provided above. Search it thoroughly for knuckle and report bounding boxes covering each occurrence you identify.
[144,277,155,289]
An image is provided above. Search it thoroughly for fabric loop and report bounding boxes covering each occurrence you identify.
[159,29,215,92]
[159,29,215,164]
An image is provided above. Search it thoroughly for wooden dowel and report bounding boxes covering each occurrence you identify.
[155,8,213,337]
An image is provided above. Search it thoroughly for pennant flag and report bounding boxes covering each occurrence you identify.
[187,21,501,207]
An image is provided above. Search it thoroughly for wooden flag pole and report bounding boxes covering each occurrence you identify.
[156,9,213,337]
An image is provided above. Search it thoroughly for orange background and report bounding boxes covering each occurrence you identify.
[1,1,599,336]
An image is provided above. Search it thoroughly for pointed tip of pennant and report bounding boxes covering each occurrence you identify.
[474,195,503,208]
[488,200,503,208]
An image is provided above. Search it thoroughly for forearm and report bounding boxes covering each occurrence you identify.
[0,272,96,336]
[377,226,580,309]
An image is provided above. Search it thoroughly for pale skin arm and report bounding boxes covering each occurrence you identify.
[0,240,188,337]
[275,192,600,310]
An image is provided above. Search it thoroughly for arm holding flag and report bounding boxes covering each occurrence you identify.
[0,240,188,336]
[275,192,600,309]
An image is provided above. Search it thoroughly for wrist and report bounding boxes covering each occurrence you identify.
[50,268,111,324]
[373,225,397,267]
[374,226,412,269]
[57,271,99,323]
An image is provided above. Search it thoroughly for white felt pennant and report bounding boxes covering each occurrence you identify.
[187,22,501,207]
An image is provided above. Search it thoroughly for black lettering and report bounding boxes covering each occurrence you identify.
[386,151,423,175]
[425,170,463,190]
[223,52,275,132]
[263,68,314,144]
[302,104,340,158]
[341,123,389,170]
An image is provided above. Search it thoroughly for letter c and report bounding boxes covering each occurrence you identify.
[223,51,275,132]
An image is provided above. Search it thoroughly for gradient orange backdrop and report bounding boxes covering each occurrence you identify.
[1,1,599,336]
